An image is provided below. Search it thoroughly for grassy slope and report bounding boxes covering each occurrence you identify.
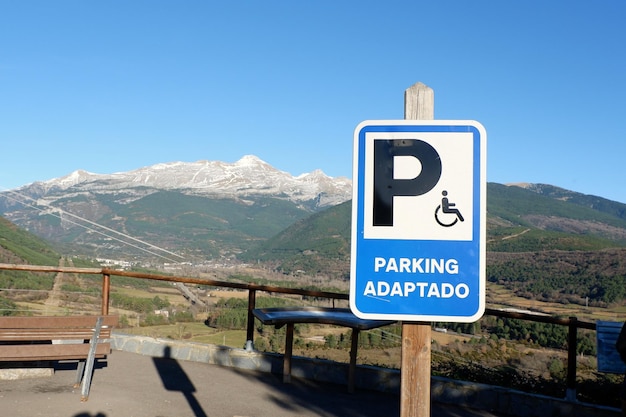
[0,216,60,265]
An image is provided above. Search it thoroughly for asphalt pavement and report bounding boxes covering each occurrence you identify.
[0,350,511,417]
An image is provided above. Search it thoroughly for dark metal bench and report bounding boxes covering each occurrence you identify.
[0,315,119,401]
[252,307,394,392]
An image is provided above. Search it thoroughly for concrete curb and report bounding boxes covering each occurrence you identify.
[111,333,620,417]
[0,367,53,380]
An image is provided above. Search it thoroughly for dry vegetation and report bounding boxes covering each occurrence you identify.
[5,265,624,407]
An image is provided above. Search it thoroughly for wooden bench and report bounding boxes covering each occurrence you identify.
[596,321,626,374]
[252,307,394,393]
[0,315,119,401]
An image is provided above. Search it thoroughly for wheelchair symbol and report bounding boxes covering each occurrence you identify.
[434,190,464,227]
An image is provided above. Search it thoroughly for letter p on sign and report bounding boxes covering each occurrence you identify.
[373,139,442,226]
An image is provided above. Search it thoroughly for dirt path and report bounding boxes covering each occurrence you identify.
[501,228,530,240]
[43,258,68,309]
[42,258,84,314]
[488,228,530,243]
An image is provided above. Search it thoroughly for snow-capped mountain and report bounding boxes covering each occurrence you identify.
[0,156,353,263]
[21,155,352,208]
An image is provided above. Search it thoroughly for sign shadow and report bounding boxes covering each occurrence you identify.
[152,346,207,417]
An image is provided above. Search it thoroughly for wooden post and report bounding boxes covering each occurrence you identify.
[404,83,434,120]
[245,289,257,351]
[348,328,360,394]
[566,316,578,401]
[401,82,434,417]
[283,323,294,383]
[101,273,110,315]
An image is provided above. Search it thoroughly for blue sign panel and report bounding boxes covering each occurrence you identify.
[596,321,626,374]
[350,120,486,322]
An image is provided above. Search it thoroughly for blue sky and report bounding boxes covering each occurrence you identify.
[1,1,625,203]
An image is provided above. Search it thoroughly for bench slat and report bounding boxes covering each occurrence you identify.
[0,328,112,341]
[0,342,111,361]
[0,315,117,358]
[0,315,118,329]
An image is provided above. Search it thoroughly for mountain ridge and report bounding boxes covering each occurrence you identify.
[2,157,626,272]
[22,155,352,208]
[0,156,352,262]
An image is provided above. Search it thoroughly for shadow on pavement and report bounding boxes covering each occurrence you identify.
[224,364,498,417]
[231,365,401,417]
[153,346,208,417]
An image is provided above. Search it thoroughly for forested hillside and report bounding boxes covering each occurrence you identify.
[488,249,626,305]
[0,216,59,265]
[3,179,626,308]
[0,216,61,315]
[242,183,626,306]
[240,200,352,277]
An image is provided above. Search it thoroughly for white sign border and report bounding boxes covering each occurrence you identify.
[349,120,487,323]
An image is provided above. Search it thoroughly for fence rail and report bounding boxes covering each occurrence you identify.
[0,263,601,399]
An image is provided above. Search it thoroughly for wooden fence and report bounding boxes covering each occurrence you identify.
[0,263,602,398]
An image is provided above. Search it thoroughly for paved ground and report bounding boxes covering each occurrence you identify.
[0,350,511,417]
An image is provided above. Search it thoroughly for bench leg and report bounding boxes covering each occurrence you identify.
[349,328,359,394]
[283,323,294,383]
[74,360,86,388]
[80,316,103,402]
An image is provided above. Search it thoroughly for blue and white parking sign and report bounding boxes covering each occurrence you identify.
[350,120,487,322]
